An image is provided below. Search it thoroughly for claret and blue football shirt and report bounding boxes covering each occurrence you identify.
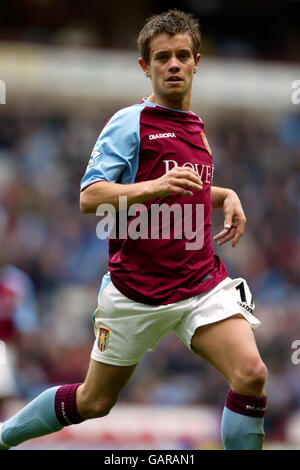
[81,99,228,305]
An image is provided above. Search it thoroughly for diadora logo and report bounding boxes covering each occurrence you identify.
[149,133,176,140]
[246,405,267,412]
[237,301,254,315]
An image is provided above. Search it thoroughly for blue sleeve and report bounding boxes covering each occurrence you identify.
[80,105,142,190]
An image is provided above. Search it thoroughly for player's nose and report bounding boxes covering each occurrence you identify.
[168,56,180,71]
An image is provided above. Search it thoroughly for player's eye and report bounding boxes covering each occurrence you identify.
[156,54,168,61]
[178,52,190,60]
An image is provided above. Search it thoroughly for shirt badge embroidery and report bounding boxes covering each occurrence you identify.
[87,150,101,168]
[201,132,212,156]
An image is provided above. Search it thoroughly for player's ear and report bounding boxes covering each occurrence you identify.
[138,58,151,78]
[193,53,201,73]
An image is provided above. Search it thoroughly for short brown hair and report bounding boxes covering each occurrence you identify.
[137,9,201,64]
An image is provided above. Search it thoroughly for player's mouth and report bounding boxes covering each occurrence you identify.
[165,75,183,84]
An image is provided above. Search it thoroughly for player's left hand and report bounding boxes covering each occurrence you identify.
[213,190,247,247]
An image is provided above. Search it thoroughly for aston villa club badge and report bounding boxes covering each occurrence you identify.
[98,326,110,352]
[201,132,212,156]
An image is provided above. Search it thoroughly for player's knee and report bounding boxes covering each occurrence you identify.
[250,361,267,390]
[233,359,267,395]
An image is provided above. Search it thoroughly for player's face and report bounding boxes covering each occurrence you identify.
[139,32,200,110]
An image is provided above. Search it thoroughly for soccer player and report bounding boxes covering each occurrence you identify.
[0,10,267,450]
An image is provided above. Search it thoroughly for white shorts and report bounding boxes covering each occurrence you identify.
[91,276,261,366]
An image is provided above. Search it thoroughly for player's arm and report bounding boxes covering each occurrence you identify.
[80,167,203,213]
[211,186,247,247]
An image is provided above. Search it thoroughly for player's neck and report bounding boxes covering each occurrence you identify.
[147,93,191,112]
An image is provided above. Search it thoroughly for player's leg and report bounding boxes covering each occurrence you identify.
[0,278,180,450]
[0,359,137,449]
[76,359,137,419]
[191,314,266,396]
[0,278,187,450]
[190,314,267,450]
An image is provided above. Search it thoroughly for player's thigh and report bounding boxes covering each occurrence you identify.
[190,314,266,386]
[77,358,138,415]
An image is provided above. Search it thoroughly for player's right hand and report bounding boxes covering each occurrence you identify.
[149,166,203,198]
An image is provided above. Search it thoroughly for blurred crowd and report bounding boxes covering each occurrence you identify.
[0,101,299,443]
[1,1,300,64]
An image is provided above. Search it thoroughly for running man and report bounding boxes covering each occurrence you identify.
[0,10,267,450]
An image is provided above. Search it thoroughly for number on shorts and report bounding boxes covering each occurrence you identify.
[235,281,254,310]
[235,281,246,303]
